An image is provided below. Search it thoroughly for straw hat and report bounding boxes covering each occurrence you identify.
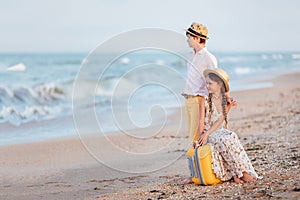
[204,68,230,92]
[185,22,209,40]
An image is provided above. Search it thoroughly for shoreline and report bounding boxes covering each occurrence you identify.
[1,69,300,147]
[2,71,299,152]
[1,72,300,199]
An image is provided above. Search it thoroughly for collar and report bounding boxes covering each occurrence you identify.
[195,47,207,55]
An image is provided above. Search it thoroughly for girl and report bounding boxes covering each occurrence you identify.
[198,68,259,184]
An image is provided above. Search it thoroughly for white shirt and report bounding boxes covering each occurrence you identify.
[183,48,218,96]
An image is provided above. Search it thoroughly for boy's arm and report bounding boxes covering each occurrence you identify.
[198,97,205,139]
[225,92,238,107]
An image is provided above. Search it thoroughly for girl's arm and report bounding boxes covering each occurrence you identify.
[198,105,230,146]
[198,116,223,146]
[204,116,224,135]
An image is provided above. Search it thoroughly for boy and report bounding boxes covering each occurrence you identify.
[183,22,217,146]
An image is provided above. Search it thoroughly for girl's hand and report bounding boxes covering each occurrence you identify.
[198,133,208,146]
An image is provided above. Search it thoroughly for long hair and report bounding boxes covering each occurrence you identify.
[207,73,228,128]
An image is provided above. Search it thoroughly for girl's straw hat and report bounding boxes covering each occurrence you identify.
[204,68,230,92]
[185,22,209,40]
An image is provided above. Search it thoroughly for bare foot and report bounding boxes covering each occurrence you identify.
[241,172,257,183]
[233,175,244,184]
[180,177,193,185]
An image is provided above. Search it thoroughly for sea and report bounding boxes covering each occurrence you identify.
[1,51,300,146]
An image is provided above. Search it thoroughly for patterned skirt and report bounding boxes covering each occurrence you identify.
[208,128,259,181]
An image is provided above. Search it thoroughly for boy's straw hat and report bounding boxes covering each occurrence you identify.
[204,68,230,92]
[185,22,209,40]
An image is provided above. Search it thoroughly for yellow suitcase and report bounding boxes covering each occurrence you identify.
[187,144,222,185]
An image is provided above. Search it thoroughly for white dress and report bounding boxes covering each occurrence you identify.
[205,101,259,181]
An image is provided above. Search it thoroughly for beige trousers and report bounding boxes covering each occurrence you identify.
[185,96,204,142]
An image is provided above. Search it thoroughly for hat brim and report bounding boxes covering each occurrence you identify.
[204,69,230,92]
[185,29,209,40]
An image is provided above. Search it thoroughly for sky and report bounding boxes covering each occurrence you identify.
[0,0,300,53]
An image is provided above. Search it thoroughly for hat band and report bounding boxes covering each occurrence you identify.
[187,28,207,38]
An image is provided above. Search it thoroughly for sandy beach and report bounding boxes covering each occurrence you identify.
[1,72,300,200]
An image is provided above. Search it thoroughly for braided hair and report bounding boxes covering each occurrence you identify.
[207,73,228,129]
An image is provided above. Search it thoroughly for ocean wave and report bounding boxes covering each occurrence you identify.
[234,67,251,75]
[291,54,300,59]
[219,56,246,63]
[0,105,63,126]
[0,83,67,106]
[120,57,130,64]
[35,83,66,102]
[6,63,26,71]
[0,75,136,105]
[0,75,138,125]
[0,82,70,126]
[261,54,284,60]
[0,86,14,104]
[271,54,283,60]
[51,59,82,65]
[155,59,165,65]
